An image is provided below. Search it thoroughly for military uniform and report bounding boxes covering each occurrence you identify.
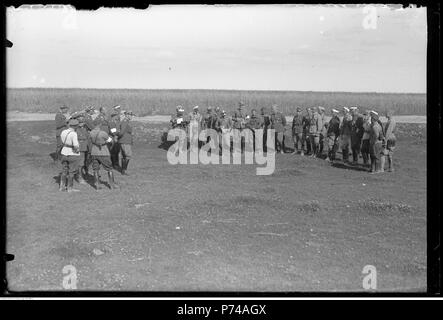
[90,126,118,189]
[232,107,246,152]
[383,116,396,172]
[340,112,353,162]
[109,113,121,169]
[260,107,271,152]
[361,117,371,165]
[270,108,286,153]
[326,113,340,161]
[308,110,323,157]
[118,116,133,175]
[188,108,202,150]
[302,111,312,154]
[59,120,81,192]
[246,113,263,151]
[369,113,384,173]
[350,112,365,163]
[76,122,90,183]
[218,113,233,151]
[318,109,328,156]
[291,112,304,154]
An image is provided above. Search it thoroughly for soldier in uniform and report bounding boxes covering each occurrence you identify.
[89,121,119,190]
[109,111,121,170]
[217,110,233,152]
[59,119,81,192]
[369,111,384,173]
[340,106,353,163]
[70,113,90,184]
[118,111,134,175]
[246,108,263,152]
[260,106,271,152]
[291,107,304,155]
[350,106,365,164]
[232,102,246,152]
[382,109,396,172]
[55,105,70,161]
[325,109,341,162]
[170,106,189,152]
[308,106,323,157]
[360,110,372,166]
[83,106,96,131]
[318,106,328,157]
[96,106,111,133]
[188,106,202,150]
[270,104,287,154]
[302,107,312,155]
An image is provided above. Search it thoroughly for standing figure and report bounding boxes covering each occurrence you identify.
[302,107,312,155]
[382,109,396,172]
[308,106,323,157]
[75,115,90,184]
[59,119,81,192]
[318,106,327,157]
[188,106,202,150]
[360,110,372,166]
[55,105,70,161]
[109,111,121,170]
[325,109,341,162]
[350,106,365,164]
[340,107,353,163]
[369,111,384,174]
[291,107,304,155]
[260,106,271,153]
[90,121,119,190]
[218,110,233,152]
[246,108,263,152]
[270,104,287,154]
[118,111,134,175]
[232,102,246,152]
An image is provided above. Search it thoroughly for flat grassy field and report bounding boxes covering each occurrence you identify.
[7,88,426,116]
[6,119,426,291]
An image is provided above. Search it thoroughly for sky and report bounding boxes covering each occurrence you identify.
[6,5,427,93]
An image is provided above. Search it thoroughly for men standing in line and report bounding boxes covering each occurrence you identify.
[260,106,271,153]
[303,107,312,155]
[350,106,365,164]
[325,109,341,162]
[118,111,134,175]
[55,105,70,161]
[318,106,328,157]
[382,109,396,172]
[291,107,304,155]
[246,108,263,152]
[360,110,372,166]
[270,104,286,154]
[59,118,81,192]
[109,111,121,170]
[340,106,353,163]
[90,121,119,190]
[369,111,384,174]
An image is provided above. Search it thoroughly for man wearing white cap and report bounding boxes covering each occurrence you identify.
[369,111,384,173]
[339,107,353,163]
[325,109,341,162]
[59,118,81,192]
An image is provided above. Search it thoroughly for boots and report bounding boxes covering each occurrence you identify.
[387,155,394,172]
[78,167,87,185]
[379,155,385,173]
[59,173,67,192]
[108,171,119,189]
[94,170,102,190]
[67,175,80,192]
[121,159,130,175]
[369,159,375,173]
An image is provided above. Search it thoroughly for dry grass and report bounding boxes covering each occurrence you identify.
[7,88,426,116]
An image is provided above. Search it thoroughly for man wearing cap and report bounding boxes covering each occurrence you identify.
[232,102,246,152]
[307,106,323,157]
[369,111,384,173]
[70,113,90,184]
[118,111,134,175]
[302,107,313,155]
[260,106,271,152]
[325,109,341,162]
[382,109,396,172]
[270,104,287,154]
[109,111,121,170]
[350,106,365,164]
[83,106,95,131]
[55,105,70,161]
[96,106,110,133]
[89,121,119,189]
[218,110,233,152]
[188,106,202,150]
[59,119,81,192]
[339,107,353,163]
[360,110,372,166]
[318,106,328,157]
[246,108,263,152]
[202,106,215,130]
[291,107,304,155]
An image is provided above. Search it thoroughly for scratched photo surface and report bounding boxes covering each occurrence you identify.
[6,5,427,291]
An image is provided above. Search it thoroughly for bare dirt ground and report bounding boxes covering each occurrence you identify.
[6,119,426,292]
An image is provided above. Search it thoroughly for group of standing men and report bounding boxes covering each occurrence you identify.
[169,102,396,173]
[55,104,135,192]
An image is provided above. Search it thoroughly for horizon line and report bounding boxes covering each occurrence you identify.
[6,87,427,95]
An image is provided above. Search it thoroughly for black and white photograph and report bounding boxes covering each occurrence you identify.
[4,4,430,293]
